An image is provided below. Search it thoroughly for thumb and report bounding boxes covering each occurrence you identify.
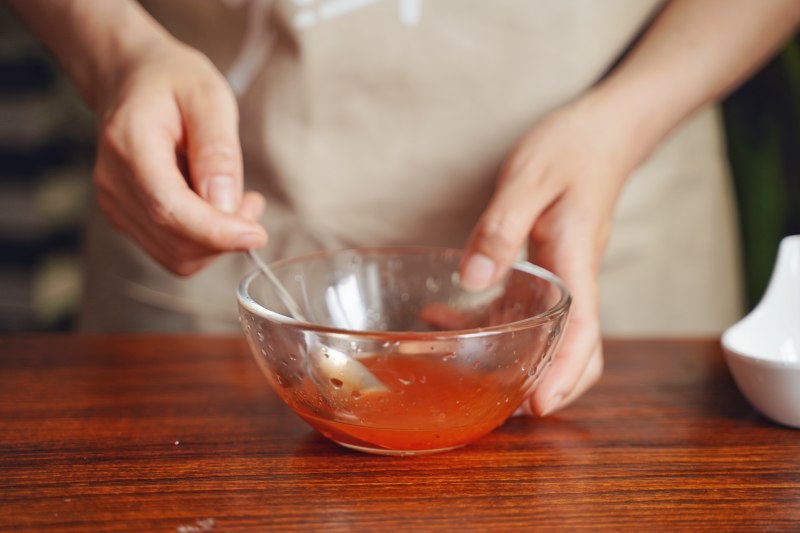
[180,79,243,214]
[461,173,553,291]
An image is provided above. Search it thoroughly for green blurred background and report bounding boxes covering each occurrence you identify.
[723,36,800,310]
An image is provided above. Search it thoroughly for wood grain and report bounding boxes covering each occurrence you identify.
[1,335,798,531]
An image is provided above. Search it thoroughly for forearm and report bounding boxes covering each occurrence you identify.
[588,0,800,163]
[7,0,175,108]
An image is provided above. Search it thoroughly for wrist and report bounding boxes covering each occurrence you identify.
[72,1,177,110]
[569,83,661,180]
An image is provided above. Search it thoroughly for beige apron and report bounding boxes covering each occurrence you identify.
[80,0,743,334]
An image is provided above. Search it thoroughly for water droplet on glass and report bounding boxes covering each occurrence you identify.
[420,375,427,384]
[351,390,361,399]
[321,348,329,359]
[471,360,480,370]
[330,378,344,388]
[288,353,297,361]
[425,276,441,293]
[257,332,264,341]
[382,341,391,348]
[441,352,456,362]
[398,377,414,386]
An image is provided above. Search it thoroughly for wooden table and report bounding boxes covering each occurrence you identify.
[1,335,798,531]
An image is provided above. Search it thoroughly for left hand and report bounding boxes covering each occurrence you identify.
[459,93,645,416]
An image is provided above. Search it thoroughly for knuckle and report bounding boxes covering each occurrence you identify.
[99,113,151,171]
[100,109,135,155]
[186,61,236,107]
[201,221,230,250]
[170,259,202,278]
[477,212,527,251]
[586,351,604,385]
[99,121,126,158]
[193,142,237,172]
[145,195,176,228]
[172,260,195,278]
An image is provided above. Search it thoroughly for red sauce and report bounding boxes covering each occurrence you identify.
[283,353,520,454]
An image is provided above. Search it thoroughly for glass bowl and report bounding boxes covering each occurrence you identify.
[237,247,570,455]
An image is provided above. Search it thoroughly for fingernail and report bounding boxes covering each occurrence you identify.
[461,253,495,291]
[207,175,237,213]
[540,394,564,417]
[236,232,265,249]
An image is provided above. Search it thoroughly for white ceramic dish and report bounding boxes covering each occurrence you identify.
[721,235,800,428]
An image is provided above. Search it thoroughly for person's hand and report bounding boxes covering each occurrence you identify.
[93,40,267,275]
[460,93,646,417]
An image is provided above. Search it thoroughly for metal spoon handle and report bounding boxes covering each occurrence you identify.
[247,250,307,322]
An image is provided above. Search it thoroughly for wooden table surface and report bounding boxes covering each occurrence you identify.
[1,335,798,531]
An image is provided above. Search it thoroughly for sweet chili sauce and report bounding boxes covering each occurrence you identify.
[285,352,521,454]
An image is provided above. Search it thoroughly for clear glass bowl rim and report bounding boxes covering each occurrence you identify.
[237,246,571,340]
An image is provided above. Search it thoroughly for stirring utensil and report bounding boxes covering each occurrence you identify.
[246,250,387,398]
[247,250,307,321]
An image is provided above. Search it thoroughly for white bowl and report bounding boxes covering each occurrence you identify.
[721,235,800,428]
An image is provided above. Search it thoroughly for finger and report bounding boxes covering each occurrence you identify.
[237,190,266,222]
[94,148,194,263]
[179,72,243,214]
[460,166,559,292]
[97,170,220,275]
[512,342,603,418]
[555,342,603,410]
[98,116,267,258]
[419,303,476,331]
[525,231,603,416]
[128,121,267,253]
[527,322,602,416]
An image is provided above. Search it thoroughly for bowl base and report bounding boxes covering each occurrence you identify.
[335,440,466,456]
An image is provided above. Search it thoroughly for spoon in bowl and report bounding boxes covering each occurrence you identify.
[246,250,387,399]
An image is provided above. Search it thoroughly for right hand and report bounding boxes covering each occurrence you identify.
[93,40,267,276]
